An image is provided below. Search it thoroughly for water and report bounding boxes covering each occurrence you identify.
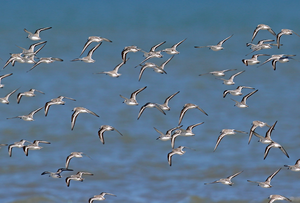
[1,1,300,202]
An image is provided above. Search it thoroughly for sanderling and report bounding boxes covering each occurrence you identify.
[137,102,166,120]
[162,38,186,54]
[3,53,25,69]
[231,89,258,108]
[17,88,45,104]
[41,168,73,178]
[89,192,116,203]
[24,27,52,41]
[120,86,147,106]
[98,125,123,144]
[179,122,204,137]
[158,91,180,111]
[80,36,112,56]
[71,43,102,63]
[138,62,166,81]
[155,125,182,141]
[8,139,32,157]
[204,171,243,186]
[65,171,94,187]
[251,24,276,42]
[65,152,90,169]
[199,69,237,77]
[248,120,271,144]
[276,28,300,49]
[23,140,51,156]
[170,129,184,149]
[223,86,255,98]
[246,39,277,56]
[247,168,281,188]
[0,73,13,88]
[0,87,19,104]
[217,70,245,85]
[258,54,296,70]
[17,41,47,57]
[121,45,141,64]
[195,34,233,51]
[137,41,166,66]
[167,146,187,166]
[27,57,63,72]
[44,96,76,116]
[154,55,175,74]
[214,129,247,151]
[7,106,43,121]
[242,54,269,66]
[268,194,292,203]
[284,159,300,171]
[264,140,289,160]
[95,59,128,78]
[178,103,208,125]
[71,107,99,130]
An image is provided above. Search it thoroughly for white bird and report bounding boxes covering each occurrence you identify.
[121,45,141,63]
[137,41,166,66]
[71,43,102,63]
[276,28,300,49]
[155,125,182,141]
[205,171,243,186]
[8,139,32,157]
[89,192,116,203]
[65,152,90,169]
[248,120,271,144]
[258,54,296,70]
[23,140,51,156]
[195,34,233,51]
[162,38,186,54]
[214,129,247,151]
[242,54,269,66]
[120,86,147,106]
[98,125,123,144]
[0,88,19,104]
[44,96,76,116]
[157,91,180,111]
[71,107,99,130]
[24,27,52,41]
[17,88,45,104]
[138,62,166,81]
[268,194,292,203]
[17,41,47,57]
[179,122,204,137]
[27,57,63,72]
[231,89,258,108]
[7,106,43,121]
[251,24,276,42]
[0,73,13,88]
[95,59,128,78]
[223,86,255,98]
[137,102,166,120]
[284,159,300,171]
[199,69,237,77]
[217,70,245,85]
[167,146,188,166]
[65,171,94,187]
[247,168,281,188]
[41,168,73,178]
[178,103,208,125]
[80,36,112,56]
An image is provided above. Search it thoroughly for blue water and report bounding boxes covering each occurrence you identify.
[1,1,300,202]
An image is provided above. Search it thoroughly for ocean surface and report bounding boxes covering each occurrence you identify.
[1,1,300,203]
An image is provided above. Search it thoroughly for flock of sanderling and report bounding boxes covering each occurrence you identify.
[1,24,300,202]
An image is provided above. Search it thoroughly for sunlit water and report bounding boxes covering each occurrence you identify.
[1,1,300,203]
